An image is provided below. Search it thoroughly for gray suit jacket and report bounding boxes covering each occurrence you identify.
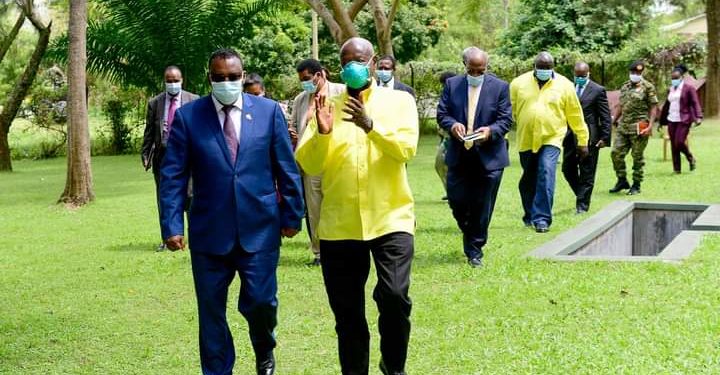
[142,90,198,170]
[290,81,345,142]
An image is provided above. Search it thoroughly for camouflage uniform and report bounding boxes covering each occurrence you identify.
[435,128,449,191]
[611,79,658,183]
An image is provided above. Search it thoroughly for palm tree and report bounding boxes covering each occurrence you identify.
[48,0,287,95]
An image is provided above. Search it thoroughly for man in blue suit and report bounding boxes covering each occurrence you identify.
[436,47,512,267]
[160,48,304,375]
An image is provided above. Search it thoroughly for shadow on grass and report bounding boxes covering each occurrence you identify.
[106,242,161,252]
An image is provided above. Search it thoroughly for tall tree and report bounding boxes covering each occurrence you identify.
[47,0,286,95]
[0,0,52,172]
[304,0,400,56]
[499,0,653,59]
[706,0,720,116]
[59,0,94,205]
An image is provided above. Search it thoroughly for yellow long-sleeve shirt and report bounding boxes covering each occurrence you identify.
[510,71,589,153]
[295,83,419,241]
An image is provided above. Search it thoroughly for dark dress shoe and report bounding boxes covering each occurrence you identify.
[575,207,588,214]
[306,257,321,267]
[609,178,630,193]
[256,352,275,375]
[627,182,641,196]
[535,223,549,233]
[467,257,483,268]
[441,195,448,201]
[380,359,407,375]
[690,158,697,171]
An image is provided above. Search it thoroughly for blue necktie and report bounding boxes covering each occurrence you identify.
[576,85,583,97]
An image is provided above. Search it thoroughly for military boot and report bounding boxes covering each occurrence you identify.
[609,178,630,193]
[627,181,641,195]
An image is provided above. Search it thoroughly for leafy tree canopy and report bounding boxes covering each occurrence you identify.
[499,0,653,59]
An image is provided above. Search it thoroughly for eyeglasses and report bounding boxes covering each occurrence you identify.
[210,73,243,82]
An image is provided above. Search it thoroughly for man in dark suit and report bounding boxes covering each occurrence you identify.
[141,65,198,251]
[562,61,612,213]
[436,47,512,267]
[160,48,304,375]
[375,55,416,98]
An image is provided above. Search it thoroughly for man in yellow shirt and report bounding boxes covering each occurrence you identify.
[295,37,418,375]
[510,52,589,233]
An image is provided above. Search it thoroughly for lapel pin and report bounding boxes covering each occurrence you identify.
[246,113,252,121]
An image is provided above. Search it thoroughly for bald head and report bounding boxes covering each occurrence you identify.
[462,47,489,76]
[340,37,375,67]
[534,51,554,70]
[574,61,590,77]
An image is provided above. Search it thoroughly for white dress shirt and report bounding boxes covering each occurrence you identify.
[212,94,243,141]
[667,82,683,123]
[380,77,395,88]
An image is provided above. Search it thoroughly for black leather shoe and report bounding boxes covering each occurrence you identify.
[690,158,697,171]
[627,182,641,196]
[256,352,275,375]
[535,223,549,233]
[306,257,321,267]
[380,359,407,375]
[467,257,483,268]
[609,178,630,193]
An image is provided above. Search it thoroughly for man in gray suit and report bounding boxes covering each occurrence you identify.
[141,65,198,251]
[289,58,345,266]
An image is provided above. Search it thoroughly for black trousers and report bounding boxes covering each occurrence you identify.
[562,141,600,211]
[447,162,504,260]
[320,232,414,375]
[151,147,166,241]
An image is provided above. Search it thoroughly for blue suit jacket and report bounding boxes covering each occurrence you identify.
[160,93,304,255]
[436,74,512,170]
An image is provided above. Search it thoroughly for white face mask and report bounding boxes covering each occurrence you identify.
[211,80,243,105]
[629,74,642,83]
[166,81,182,96]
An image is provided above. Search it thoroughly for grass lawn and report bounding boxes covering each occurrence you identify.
[1,121,720,374]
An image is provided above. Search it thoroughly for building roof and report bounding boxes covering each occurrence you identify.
[660,13,707,36]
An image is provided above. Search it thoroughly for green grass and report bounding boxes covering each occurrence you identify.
[1,122,720,374]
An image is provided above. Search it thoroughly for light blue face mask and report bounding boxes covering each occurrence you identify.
[535,69,553,82]
[671,78,682,88]
[301,79,317,93]
[467,74,484,87]
[166,82,182,96]
[212,80,243,105]
[340,60,372,90]
[376,69,393,84]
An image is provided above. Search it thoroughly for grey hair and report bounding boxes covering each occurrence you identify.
[462,47,489,65]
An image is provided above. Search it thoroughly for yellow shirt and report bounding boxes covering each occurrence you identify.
[510,71,589,152]
[295,83,419,241]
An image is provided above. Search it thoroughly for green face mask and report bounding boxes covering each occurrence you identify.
[340,60,372,90]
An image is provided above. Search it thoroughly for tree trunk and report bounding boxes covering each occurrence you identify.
[706,0,720,117]
[0,11,25,64]
[368,0,397,57]
[503,0,510,29]
[0,6,52,172]
[0,128,10,171]
[59,0,94,205]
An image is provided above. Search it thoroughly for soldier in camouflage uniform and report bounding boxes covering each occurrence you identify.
[435,71,456,200]
[609,61,658,195]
